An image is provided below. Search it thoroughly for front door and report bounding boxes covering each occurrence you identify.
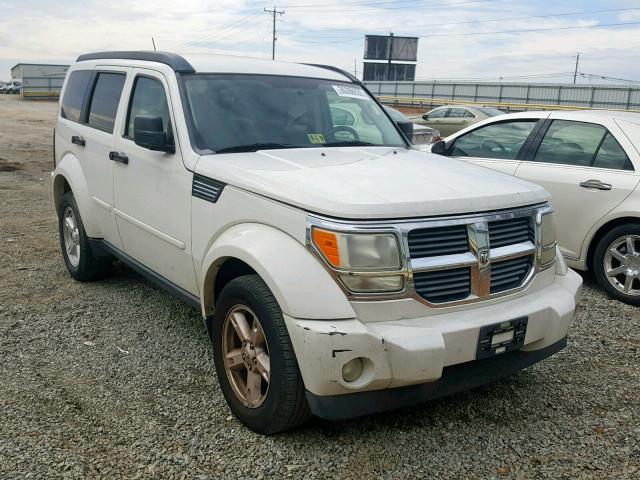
[515,118,640,261]
[112,69,198,295]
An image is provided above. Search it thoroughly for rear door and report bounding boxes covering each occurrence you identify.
[438,107,472,136]
[515,117,640,261]
[445,118,543,175]
[57,68,129,248]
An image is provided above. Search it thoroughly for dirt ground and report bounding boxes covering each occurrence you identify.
[1,94,639,479]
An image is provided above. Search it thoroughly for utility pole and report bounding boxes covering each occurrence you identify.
[354,59,357,78]
[386,32,394,81]
[264,6,284,60]
[573,53,580,84]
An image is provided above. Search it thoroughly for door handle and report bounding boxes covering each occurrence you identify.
[579,179,612,191]
[108,151,129,165]
[71,136,85,147]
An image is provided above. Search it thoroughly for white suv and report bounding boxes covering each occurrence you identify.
[52,51,582,434]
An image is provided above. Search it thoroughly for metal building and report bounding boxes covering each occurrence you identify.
[11,63,69,99]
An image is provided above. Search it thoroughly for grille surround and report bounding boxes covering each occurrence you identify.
[307,203,552,307]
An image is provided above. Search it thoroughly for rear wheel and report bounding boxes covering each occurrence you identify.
[593,224,640,306]
[58,192,110,281]
[209,274,310,434]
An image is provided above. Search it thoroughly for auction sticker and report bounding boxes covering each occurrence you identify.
[332,85,370,100]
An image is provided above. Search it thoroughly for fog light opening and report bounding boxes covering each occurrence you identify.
[342,357,365,383]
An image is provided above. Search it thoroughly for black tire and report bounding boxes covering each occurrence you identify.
[58,191,109,281]
[208,274,310,434]
[593,223,640,306]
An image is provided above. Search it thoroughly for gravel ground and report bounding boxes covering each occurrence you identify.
[1,94,639,479]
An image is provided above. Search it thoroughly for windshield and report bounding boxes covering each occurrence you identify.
[180,74,406,153]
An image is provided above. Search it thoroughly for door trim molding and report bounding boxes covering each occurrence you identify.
[113,207,186,250]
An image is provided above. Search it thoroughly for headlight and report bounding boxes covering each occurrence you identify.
[311,227,404,293]
[539,208,556,267]
[312,228,401,271]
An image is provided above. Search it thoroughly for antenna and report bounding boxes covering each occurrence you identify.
[152,37,157,52]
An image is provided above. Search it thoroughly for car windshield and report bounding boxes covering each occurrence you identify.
[478,107,504,116]
[180,74,406,153]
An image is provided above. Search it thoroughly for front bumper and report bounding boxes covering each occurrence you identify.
[284,269,582,419]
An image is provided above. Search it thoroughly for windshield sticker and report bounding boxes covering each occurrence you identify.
[307,133,326,144]
[332,85,371,100]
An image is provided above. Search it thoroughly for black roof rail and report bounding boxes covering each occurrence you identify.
[76,51,195,73]
[303,63,360,84]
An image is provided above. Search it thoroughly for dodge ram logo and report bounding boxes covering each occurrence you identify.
[479,250,490,267]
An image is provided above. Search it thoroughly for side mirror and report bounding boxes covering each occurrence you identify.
[396,120,414,142]
[422,114,429,121]
[431,140,448,155]
[134,115,174,153]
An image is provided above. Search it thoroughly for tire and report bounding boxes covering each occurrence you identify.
[58,191,110,281]
[593,223,640,306]
[208,274,310,434]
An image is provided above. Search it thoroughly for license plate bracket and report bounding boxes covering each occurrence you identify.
[476,316,528,360]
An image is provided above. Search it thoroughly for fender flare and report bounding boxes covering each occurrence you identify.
[52,153,100,237]
[199,223,356,320]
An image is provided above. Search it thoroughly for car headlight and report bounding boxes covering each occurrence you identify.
[538,207,557,267]
[311,227,404,293]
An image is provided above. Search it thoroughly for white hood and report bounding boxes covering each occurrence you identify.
[194,147,549,219]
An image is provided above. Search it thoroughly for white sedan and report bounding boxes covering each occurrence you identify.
[431,109,640,305]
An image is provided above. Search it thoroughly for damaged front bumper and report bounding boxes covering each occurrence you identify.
[284,269,582,420]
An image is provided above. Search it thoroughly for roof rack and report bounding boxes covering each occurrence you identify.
[76,51,195,73]
[303,63,360,84]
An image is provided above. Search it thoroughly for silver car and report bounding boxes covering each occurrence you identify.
[414,105,503,136]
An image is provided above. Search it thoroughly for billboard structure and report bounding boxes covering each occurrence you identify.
[363,34,418,81]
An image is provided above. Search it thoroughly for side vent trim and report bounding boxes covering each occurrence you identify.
[192,174,225,204]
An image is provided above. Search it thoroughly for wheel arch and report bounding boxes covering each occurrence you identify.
[586,216,640,270]
[199,223,355,321]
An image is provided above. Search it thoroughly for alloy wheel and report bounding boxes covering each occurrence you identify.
[604,235,640,296]
[62,206,81,268]
[222,305,270,408]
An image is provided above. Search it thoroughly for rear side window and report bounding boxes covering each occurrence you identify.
[87,73,126,133]
[534,120,606,167]
[60,70,92,123]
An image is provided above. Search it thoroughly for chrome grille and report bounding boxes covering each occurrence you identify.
[408,224,469,258]
[490,256,534,294]
[489,217,535,248]
[413,267,471,303]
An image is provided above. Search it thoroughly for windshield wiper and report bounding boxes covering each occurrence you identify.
[323,140,376,147]
[215,143,298,154]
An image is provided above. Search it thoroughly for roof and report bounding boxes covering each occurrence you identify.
[75,51,354,82]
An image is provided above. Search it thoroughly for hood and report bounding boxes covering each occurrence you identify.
[194,147,549,219]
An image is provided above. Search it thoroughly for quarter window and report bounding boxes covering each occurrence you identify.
[534,120,606,167]
[87,73,126,133]
[126,76,172,140]
[450,121,538,160]
[60,70,92,123]
[593,133,632,170]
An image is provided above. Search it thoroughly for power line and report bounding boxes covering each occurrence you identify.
[285,6,640,37]
[264,6,285,60]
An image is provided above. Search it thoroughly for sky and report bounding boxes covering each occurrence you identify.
[1,0,639,84]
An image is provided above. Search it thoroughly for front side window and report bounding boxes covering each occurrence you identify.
[450,121,538,159]
[181,74,405,153]
[126,76,172,141]
[60,70,92,123]
[534,120,606,167]
[87,72,126,133]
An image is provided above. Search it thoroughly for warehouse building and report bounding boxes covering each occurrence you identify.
[11,63,69,99]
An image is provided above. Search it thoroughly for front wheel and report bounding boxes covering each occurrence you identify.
[209,275,310,434]
[593,223,640,306]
